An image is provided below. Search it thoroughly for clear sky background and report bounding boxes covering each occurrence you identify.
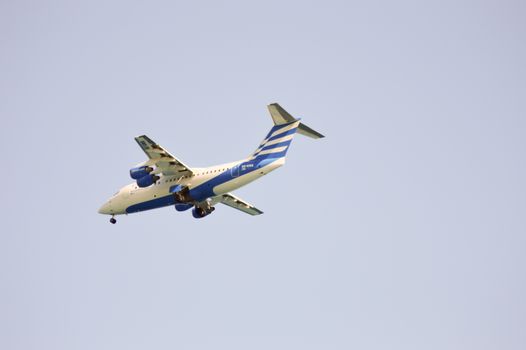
[1,1,525,349]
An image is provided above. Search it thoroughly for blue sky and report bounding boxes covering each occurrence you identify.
[1,1,525,349]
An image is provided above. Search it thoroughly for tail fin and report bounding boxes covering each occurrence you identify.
[268,103,325,139]
[248,103,324,160]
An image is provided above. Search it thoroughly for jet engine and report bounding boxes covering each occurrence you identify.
[192,206,215,219]
[130,166,153,180]
[136,174,160,188]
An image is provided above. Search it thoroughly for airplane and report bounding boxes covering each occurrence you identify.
[98,103,324,223]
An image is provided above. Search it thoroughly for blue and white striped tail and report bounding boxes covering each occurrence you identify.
[249,120,301,161]
[249,103,324,162]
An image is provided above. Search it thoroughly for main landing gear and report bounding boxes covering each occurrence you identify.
[110,216,117,224]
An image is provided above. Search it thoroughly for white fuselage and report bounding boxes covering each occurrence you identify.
[98,158,284,215]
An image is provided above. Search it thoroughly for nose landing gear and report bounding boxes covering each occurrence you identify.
[110,216,117,224]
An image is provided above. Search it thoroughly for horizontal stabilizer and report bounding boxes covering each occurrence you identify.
[267,103,324,139]
[297,122,325,139]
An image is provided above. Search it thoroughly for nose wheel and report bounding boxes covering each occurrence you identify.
[110,216,117,224]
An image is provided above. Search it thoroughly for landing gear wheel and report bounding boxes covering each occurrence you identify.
[110,217,117,224]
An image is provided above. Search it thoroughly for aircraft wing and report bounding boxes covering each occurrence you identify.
[135,135,194,176]
[220,193,264,216]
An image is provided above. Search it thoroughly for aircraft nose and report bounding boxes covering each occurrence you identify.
[98,200,112,214]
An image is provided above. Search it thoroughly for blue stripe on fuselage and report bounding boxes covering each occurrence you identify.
[125,156,285,213]
[126,194,176,213]
[187,169,232,201]
[188,156,285,202]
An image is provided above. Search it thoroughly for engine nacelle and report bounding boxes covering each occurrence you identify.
[137,174,160,188]
[192,206,215,219]
[192,207,208,219]
[130,166,153,180]
[175,203,193,212]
